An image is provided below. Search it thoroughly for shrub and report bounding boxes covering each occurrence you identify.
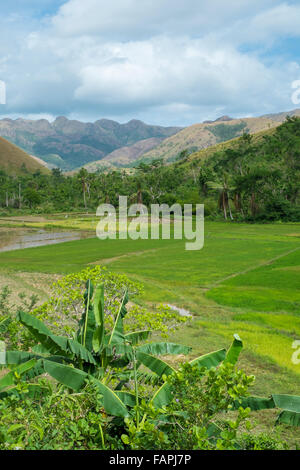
[238,432,288,450]
[0,381,121,450]
[0,267,187,349]
[33,266,187,339]
[0,286,38,349]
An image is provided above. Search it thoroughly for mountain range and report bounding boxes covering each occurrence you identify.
[137,110,300,165]
[0,109,300,172]
[0,117,181,170]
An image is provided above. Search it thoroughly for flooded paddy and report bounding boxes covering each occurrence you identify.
[0,227,93,253]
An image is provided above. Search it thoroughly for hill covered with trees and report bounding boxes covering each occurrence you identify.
[0,117,299,221]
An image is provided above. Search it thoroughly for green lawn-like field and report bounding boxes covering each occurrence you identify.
[0,220,300,400]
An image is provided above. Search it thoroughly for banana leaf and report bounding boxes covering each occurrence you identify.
[273,394,300,426]
[151,382,173,408]
[43,360,87,391]
[108,289,128,345]
[273,394,300,413]
[114,391,137,407]
[5,350,71,366]
[90,378,129,418]
[43,361,129,417]
[125,330,152,345]
[92,284,105,353]
[224,334,243,365]
[4,351,78,383]
[5,351,40,364]
[18,311,96,365]
[32,344,54,354]
[190,348,226,369]
[137,342,191,356]
[232,396,275,411]
[136,351,175,377]
[105,343,133,358]
[277,411,300,427]
[233,394,300,427]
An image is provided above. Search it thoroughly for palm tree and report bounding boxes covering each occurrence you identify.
[77,168,89,210]
[207,174,235,220]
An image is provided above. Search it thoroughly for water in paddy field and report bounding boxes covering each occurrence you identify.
[0,228,93,253]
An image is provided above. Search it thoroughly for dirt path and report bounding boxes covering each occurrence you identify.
[0,271,60,305]
[89,247,161,265]
[209,246,300,288]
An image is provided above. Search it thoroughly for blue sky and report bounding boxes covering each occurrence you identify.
[0,0,300,126]
[0,1,65,17]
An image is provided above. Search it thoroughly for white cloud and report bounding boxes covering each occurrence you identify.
[217,3,300,46]
[74,38,274,109]
[0,0,300,125]
[248,3,300,41]
[52,0,277,40]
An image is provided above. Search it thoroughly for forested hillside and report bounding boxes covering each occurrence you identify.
[134,109,300,166]
[0,117,299,221]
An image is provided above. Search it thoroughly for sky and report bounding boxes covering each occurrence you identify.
[0,0,300,126]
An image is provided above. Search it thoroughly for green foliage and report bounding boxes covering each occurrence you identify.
[199,117,300,221]
[2,280,190,419]
[1,309,299,450]
[31,266,187,339]
[234,394,300,427]
[164,362,254,449]
[206,122,247,143]
[0,381,120,450]
[238,432,287,450]
[0,118,299,222]
[121,361,268,450]
[0,286,38,349]
[1,265,300,449]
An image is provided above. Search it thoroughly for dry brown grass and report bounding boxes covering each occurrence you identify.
[0,136,49,176]
[141,117,280,163]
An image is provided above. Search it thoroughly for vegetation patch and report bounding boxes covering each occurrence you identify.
[205,122,247,143]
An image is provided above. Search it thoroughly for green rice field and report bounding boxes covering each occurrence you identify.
[0,220,300,400]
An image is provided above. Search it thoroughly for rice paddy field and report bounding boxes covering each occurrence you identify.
[0,216,300,438]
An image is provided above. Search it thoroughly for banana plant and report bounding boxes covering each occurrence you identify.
[1,281,192,417]
[222,336,300,427]
[4,279,300,427]
[233,393,300,427]
[3,288,300,427]
[148,335,300,428]
[0,283,250,419]
[150,334,242,409]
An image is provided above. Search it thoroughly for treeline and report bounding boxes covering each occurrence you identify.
[198,116,300,221]
[0,117,299,221]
